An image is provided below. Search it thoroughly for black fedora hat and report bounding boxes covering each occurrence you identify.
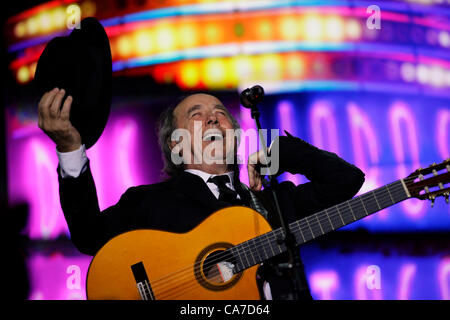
[34,17,112,149]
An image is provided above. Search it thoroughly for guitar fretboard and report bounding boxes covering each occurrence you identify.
[231,179,410,273]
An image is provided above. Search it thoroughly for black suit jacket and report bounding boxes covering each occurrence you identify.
[58,133,365,299]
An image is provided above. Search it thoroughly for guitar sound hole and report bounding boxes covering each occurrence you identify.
[203,250,235,284]
[194,243,243,291]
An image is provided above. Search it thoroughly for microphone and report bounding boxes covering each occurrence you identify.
[240,85,264,108]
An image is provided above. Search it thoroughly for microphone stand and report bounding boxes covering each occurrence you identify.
[245,95,305,300]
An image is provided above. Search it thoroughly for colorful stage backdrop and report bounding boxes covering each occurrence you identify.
[4,0,449,299]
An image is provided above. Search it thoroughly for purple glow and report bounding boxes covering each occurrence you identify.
[31,139,65,239]
[7,113,146,239]
[28,253,91,300]
[397,263,417,300]
[389,101,426,219]
[309,100,339,155]
[86,116,142,211]
[277,100,301,185]
[354,265,383,300]
[115,118,139,191]
[347,102,380,175]
[436,109,450,160]
[347,103,387,220]
[238,105,257,186]
[9,136,68,240]
[309,270,339,300]
[438,257,450,300]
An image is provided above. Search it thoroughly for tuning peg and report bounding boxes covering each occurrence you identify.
[429,195,436,208]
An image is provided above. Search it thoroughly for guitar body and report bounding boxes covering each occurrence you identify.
[86,206,273,300]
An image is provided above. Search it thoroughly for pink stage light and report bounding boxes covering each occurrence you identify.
[354,264,383,300]
[238,105,257,186]
[278,100,302,185]
[436,109,450,160]
[28,253,91,300]
[397,263,417,300]
[16,137,69,240]
[8,113,145,239]
[438,257,450,300]
[309,270,339,300]
[115,118,139,191]
[309,100,340,155]
[347,102,386,219]
[87,116,141,211]
[389,101,426,219]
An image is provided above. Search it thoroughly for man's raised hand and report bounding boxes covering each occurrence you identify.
[38,88,82,152]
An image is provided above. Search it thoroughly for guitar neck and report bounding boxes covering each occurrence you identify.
[232,178,411,273]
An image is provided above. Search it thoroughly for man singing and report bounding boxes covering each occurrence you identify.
[37,88,365,300]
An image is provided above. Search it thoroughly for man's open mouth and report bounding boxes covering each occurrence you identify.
[203,129,224,142]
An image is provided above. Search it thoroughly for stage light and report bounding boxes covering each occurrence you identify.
[325,16,344,41]
[416,64,430,84]
[51,7,67,30]
[202,58,227,88]
[385,61,399,81]
[17,66,30,83]
[346,19,362,40]
[438,30,450,47]
[231,55,253,84]
[180,61,200,88]
[429,66,446,87]
[204,22,223,44]
[135,30,153,55]
[178,23,199,49]
[37,12,52,33]
[280,16,300,40]
[259,54,282,81]
[155,24,176,52]
[285,53,304,79]
[117,35,133,58]
[310,271,339,300]
[14,22,27,38]
[425,29,438,45]
[400,62,416,82]
[26,17,39,36]
[398,264,417,300]
[257,19,273,40]
[303,14,323,41]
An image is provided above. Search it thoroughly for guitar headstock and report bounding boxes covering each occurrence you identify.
[405,159,450,207]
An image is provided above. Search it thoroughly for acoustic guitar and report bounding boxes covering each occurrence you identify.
[86,160,450,300]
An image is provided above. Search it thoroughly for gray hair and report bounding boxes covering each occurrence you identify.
[156,93,241,178]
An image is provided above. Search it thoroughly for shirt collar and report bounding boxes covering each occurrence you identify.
[185,169,235,187]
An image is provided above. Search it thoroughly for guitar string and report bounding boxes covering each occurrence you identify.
[148,181,410,298]
[147,182,411,299]
[149,182,409,299]
[155,183,409,299]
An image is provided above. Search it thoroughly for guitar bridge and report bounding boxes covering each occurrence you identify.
[131,262,155,300]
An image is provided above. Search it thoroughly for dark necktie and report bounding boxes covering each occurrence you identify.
[208,175,241,205]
